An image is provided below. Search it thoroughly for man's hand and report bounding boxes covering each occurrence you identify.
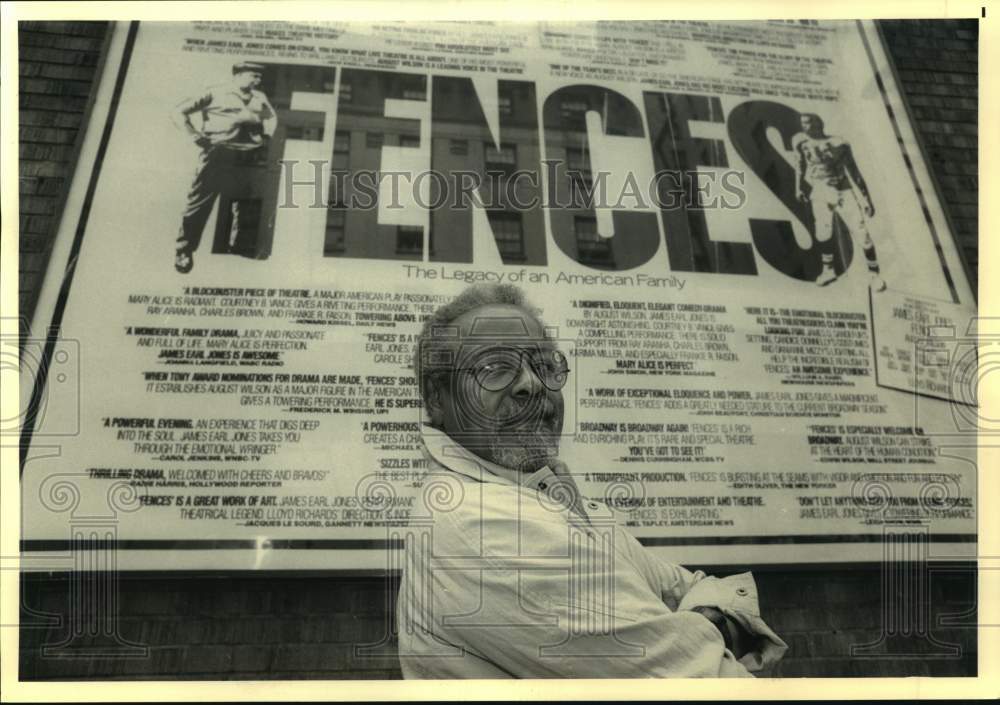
[690,606,754,660]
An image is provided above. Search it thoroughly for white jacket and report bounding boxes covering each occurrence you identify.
[396,429,788,678]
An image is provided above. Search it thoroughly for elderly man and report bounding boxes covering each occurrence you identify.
[396,283,787,678]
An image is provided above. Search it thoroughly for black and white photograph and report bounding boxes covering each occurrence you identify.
[3,1,994,699]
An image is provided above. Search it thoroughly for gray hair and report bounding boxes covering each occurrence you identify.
[412,283,543,404]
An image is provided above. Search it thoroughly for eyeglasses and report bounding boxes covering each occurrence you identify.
[441,346,571,392]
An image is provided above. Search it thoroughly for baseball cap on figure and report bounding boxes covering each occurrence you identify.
[233,61,265,74]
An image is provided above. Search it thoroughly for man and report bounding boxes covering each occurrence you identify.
[171,61,277,273]
[396,283,787,678]
[793,112,886,291]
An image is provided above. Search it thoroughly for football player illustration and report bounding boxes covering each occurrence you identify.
[793,112,885,291]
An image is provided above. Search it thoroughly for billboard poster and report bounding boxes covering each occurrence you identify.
[20,19,977,569]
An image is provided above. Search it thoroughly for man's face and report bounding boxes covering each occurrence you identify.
[429,304,566,474]
[800,114,822,137]
[235,70,263,90]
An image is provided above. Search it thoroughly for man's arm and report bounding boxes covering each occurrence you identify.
[260,94,278,138]
[546,462,783,668]
[841,142,875,216]
[792,134,809,202]
[617,530,788,671]
[412,509,755,678]
[171,91,213,147]
[689,605,754,658]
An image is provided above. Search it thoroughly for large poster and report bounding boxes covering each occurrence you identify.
[20,20,977,569]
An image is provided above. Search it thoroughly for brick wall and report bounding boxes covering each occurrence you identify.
[19,564,977,679]
[18,20,980,679]
[879,19,979,294]
[17,21,110,341]
[19,574,402,679]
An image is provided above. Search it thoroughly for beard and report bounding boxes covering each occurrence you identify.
[484,397,560,474]
[489,432,558,474]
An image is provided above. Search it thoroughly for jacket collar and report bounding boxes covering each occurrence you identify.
[420,425,594,524]
[420,425,553,490]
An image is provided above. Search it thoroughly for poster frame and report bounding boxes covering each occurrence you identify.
[17,18,980,573]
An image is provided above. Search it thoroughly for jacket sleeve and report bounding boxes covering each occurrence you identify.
[421,508,756,678]
[621,532,788,671]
